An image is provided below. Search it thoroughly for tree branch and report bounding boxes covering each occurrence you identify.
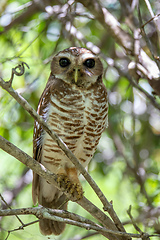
[0,0,55,35]
[0,134,127,240]
[114,63,160,111]
[0,207,145,239]
[77,0,160,95]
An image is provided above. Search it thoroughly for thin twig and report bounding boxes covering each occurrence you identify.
[0,194,24,226]
[144,0,160,48]
[127,206,151,240]
[4,220,39,240]
[141,13,160,28]
[138,2,160,70]
[114,63,160,111]
[6,62,29,87]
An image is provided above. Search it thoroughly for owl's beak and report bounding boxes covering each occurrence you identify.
[74,68,79,83]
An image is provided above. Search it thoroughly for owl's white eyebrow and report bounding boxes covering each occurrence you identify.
[81,53,96,61]
[57,52,71,59]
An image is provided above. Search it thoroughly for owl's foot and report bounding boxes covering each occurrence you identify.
[57,174,83,200]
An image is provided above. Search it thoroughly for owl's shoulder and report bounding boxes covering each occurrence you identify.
[87,79,108,99]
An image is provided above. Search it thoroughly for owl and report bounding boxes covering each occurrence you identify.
[32,47,108,235]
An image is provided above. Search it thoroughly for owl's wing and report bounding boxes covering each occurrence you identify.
[32,74,54,205]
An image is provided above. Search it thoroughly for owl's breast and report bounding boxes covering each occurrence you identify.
[41,84,108,170]
[48,89,86,147]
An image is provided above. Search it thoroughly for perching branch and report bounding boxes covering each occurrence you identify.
[0,133,114,233]
[0,207,148,239]
[0,207,158,239]
[0,134,124,240]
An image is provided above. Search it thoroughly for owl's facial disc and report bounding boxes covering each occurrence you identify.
[51,48,103,88]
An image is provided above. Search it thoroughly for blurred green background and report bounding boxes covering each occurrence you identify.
[0,0,160,239]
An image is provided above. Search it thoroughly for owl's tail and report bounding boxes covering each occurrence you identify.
[39,193,68,236]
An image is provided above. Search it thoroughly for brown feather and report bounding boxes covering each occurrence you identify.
[32,47,108,235]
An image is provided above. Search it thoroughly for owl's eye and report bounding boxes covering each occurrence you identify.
[59,58,71,67]
[83,59,95,68]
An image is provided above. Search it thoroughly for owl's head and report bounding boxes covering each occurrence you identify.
[51,47,103,88]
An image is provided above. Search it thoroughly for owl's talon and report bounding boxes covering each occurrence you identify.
[57,174,83,200]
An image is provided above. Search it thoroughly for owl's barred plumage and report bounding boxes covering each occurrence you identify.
[32,47,108,235]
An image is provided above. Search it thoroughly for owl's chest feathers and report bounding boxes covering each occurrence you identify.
[42,85,108,169]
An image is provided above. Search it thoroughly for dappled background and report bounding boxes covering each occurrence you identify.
[0,0,160,239]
